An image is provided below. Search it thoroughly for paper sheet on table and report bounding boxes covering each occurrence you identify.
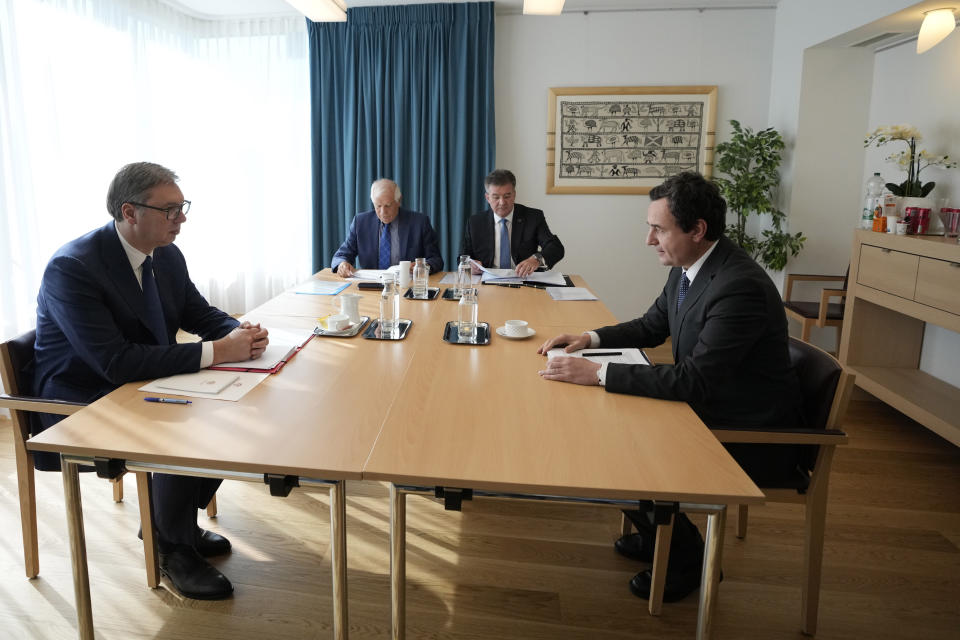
[139,371,270,401]
[347,266,400,281]
[293,280,349,295]
[472,261,567,286]
[547,348,650,366]
[210,327,312,371]
[547,287,598,301]
[438,272,482,285]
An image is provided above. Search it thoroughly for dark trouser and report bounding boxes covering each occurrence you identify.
[622,506,704,567]
[151,473,222,552]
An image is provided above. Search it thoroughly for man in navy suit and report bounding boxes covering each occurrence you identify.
[33,162,269,600]
[331,178,443,276]
[460,169,564,277]
[537,171,802,603]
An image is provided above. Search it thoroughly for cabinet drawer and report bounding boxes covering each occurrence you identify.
[915,256,960,314]
[858,245,919,299]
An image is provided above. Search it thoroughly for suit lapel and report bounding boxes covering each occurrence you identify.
[673,239,730,338]
[100,223,167,343]
[510,205,525,260]
[396,209,410,260]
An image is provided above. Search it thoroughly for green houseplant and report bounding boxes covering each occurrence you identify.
[863,125,956,197]
[713,119,804,271]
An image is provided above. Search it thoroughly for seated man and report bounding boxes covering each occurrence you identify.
[33,161,269,600]
[537,171,802,602]
[331,178,443,276]
[461,169,564,277]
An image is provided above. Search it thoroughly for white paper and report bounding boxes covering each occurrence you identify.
[152,370,239,394]
[140,371,269,402]
[547,348,649,366]
[472,261,567,286]
[293,280,349,295]
[211,327,312,370]
[347,266,400,281]
[547,287,598,301]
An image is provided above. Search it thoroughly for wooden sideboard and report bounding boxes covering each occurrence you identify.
[839,230,960,446]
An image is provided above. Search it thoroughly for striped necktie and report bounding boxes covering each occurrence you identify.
[378,222,391,269]
[677,272,690,311]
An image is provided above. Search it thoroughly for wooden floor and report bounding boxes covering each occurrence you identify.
[1,400,958,640]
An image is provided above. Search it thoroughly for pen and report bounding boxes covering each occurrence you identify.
[585,352,622,357]
[523,283,547,289]
[144,397,192,405]
[487,282,521,288]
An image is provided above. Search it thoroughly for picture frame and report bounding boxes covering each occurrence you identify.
[546,86,718,195]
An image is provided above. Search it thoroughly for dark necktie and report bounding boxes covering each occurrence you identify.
[141,256,168,345]
[378,222,391,269]
[499,218,510,269]
[677,272,690,311]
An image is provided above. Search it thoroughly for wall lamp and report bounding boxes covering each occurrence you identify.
[285,0,347,22]
[917,8,956,54]
[523,0,566,16]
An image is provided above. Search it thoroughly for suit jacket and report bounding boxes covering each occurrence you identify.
[331,208,444,273]
[460,203,564,269]
[32,222,238,469]
[595,236,802,431]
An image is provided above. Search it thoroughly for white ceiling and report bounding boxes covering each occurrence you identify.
[168,0,780,20]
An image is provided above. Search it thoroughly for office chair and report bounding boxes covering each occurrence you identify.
[782,272,848,354]
[0,329,216,580]
[630,337,853,636]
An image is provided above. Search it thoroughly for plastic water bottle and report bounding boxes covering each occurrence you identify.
[457,287,478,342]
[861,172,885,230]
[455,254,471,297]
[379,273,400,337]
[412,257,429,299]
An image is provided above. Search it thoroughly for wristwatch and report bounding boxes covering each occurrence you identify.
[533,252,546,269]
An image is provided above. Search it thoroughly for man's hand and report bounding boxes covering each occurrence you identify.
[470,260,483,275]
[213,323,270,364]
[537,332,591,355]
[335,262,355,277]
[538,355,601,386]
[516,256,540,277]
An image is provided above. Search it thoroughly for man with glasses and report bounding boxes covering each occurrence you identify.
[33,162,268,600]
[461,169,564,277]
[331,178,443,277]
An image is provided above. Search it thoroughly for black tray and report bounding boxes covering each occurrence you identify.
[314,316,369,338]
[442,321,490,345]
[362,318,412,340]
[403,287,439,300]
[442,287,464,300]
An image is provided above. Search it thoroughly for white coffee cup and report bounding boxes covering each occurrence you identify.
[398,261,412,288]
[326,313,350,331]
[336,293,362,324]
[504,319,528,337]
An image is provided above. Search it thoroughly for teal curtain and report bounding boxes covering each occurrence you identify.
[308,2,495,272]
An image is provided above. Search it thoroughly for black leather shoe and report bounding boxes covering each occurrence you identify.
[159,547,233,600]
[197,529,232,557]
[628,564,723,603]
[614,532,654,563]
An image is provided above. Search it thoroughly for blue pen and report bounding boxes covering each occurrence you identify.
[144,397,192,405]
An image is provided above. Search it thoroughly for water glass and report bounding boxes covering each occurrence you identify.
[412,257,429,299]
[455,254,471,297]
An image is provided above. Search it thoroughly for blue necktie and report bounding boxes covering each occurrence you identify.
[677,272,690,311]
[499,218,510,269]
[378,222,391,269]
[141,256,168,345]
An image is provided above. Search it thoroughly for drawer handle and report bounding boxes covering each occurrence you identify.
[881,248,892,254]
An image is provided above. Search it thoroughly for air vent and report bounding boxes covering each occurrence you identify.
[851,32,904,47]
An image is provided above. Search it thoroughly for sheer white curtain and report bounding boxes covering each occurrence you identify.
[0,0,312,341]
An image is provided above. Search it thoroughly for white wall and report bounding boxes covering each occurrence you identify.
[864,33,960,387]
[493,8,777,321]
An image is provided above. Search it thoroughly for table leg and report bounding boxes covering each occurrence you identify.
[135,472,160,588]
[62,457,94,640]
[648,512,674,616]
[329,480,349,640]
[696,506,727,640]
[389,484,406,640]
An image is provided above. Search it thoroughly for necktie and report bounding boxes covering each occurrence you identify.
[499,218,510,269]
[677,272,690,311]
[378,222,391,269]
[141,256,168,345]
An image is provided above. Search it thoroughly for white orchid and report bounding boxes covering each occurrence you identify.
[865,125,955,197]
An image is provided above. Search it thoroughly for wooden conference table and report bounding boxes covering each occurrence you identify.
[27,270,763,640]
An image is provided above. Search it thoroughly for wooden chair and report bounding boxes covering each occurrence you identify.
[634,338,854,636]
[782,273,848,354]
[0,329,215,579]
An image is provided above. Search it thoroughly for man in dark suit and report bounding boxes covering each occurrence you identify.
[537,171,802,602]
[331,178,443,276]
[33,162,270,600]
[461,169,564,277]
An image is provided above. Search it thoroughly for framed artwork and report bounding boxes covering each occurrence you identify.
[546,85,718,195]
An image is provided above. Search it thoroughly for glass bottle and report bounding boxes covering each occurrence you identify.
[412,257,429,299]
[379,273,400,337]
[457,287,478,342]
[455,254,471,297]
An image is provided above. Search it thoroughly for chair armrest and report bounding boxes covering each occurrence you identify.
[711,426,848,446]
[0,393,87,416]
[817,288,847,325]
[784,274,846,301]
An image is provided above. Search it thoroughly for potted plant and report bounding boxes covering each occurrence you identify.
[864,124,956,198]
[712,119,804,271]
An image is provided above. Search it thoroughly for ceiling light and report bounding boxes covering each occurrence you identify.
[523,0,566,16]
[285,0,346,23]
[917,8,956,54]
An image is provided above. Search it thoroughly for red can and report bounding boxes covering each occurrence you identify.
[916,208,931,234]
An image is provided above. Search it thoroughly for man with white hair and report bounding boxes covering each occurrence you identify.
[331,178,443,276]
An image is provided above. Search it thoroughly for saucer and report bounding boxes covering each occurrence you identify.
[496,326,536,339]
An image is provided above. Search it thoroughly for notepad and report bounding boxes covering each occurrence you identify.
[547,348,649,366]
[154,371,240,394]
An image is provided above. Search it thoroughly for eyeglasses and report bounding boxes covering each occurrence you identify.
[128,200,191,220]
